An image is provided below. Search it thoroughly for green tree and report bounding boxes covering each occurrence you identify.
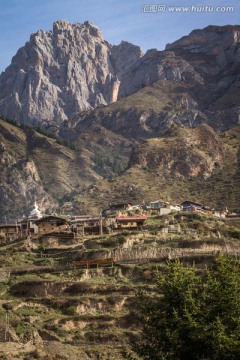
[127,257,240,360]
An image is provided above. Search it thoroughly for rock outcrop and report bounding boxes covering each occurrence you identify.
[118,50,204,99]
[0,20,143,130]
[165,25,240,73]
[119,25,240,99]
[0,23,240,135]
[69,25,240,141]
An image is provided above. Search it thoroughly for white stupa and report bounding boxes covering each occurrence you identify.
[29,201,42,219]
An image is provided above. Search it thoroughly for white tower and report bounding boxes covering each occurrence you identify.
[29,201,42,219]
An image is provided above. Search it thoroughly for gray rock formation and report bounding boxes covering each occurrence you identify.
[118,25,240,100]
[0,20,143,130]
[0,23,240,137]
[166,25,240,73]
[118,50,204,99]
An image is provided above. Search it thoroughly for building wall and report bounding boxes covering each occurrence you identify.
[117,221,144,228]
[159,208,172,216]
[37,222,69,234]
[0,228,18,235]
[0,226,20,240]
[151,203,164,209]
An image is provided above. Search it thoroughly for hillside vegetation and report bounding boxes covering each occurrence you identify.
[0,212,239,359]
[1,115,240,221]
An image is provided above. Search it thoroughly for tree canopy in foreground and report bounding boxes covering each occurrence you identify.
[125,257,240,360]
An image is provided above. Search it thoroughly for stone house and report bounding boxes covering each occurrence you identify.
[71,217,100,235]
[116,216,148,229]
[182,201,204,211]
[0,224,21,240]
[34,216,71,235]
[149,200,166,210]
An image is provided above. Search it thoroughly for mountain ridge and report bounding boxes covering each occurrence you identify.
[0,22,240,220]
[0,20,143,130]
[0,22,240,135]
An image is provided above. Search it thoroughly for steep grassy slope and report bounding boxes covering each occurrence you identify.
[1,116,239,221]
[73,125,240,214]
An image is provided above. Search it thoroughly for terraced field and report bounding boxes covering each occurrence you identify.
[0,213,239,359]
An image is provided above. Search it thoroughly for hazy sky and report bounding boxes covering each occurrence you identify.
[0,0,238,73]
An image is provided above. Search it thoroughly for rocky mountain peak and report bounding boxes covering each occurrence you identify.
[83,20,104,39]
[166,25,240,51]
[53,19,72,31]
[52,19,104,40]
[0,23,239,134]
[166,25,240,70]
[0,20,142,130]
[111,41,144,79]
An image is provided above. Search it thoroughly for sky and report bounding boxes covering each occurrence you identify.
[0,0,239,73]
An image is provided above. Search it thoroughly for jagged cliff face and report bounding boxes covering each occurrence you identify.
[68,25,240,141]
[165,25,240,71]
[120,25,240,99]
[0,20,143,130]
[0,22,240,135]
[118,50,204,99]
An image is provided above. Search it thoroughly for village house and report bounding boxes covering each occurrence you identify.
[149,200,166,210]
[71,217,100,235]
[149,201,181,215]
[34,216,71,235]
[102,203,133,218]
[0,224,21,241]
[116,216,148,229]
[71,216,116,235]
[18,219,39,235]
[182,201,204,212]
[109,203,132,211]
